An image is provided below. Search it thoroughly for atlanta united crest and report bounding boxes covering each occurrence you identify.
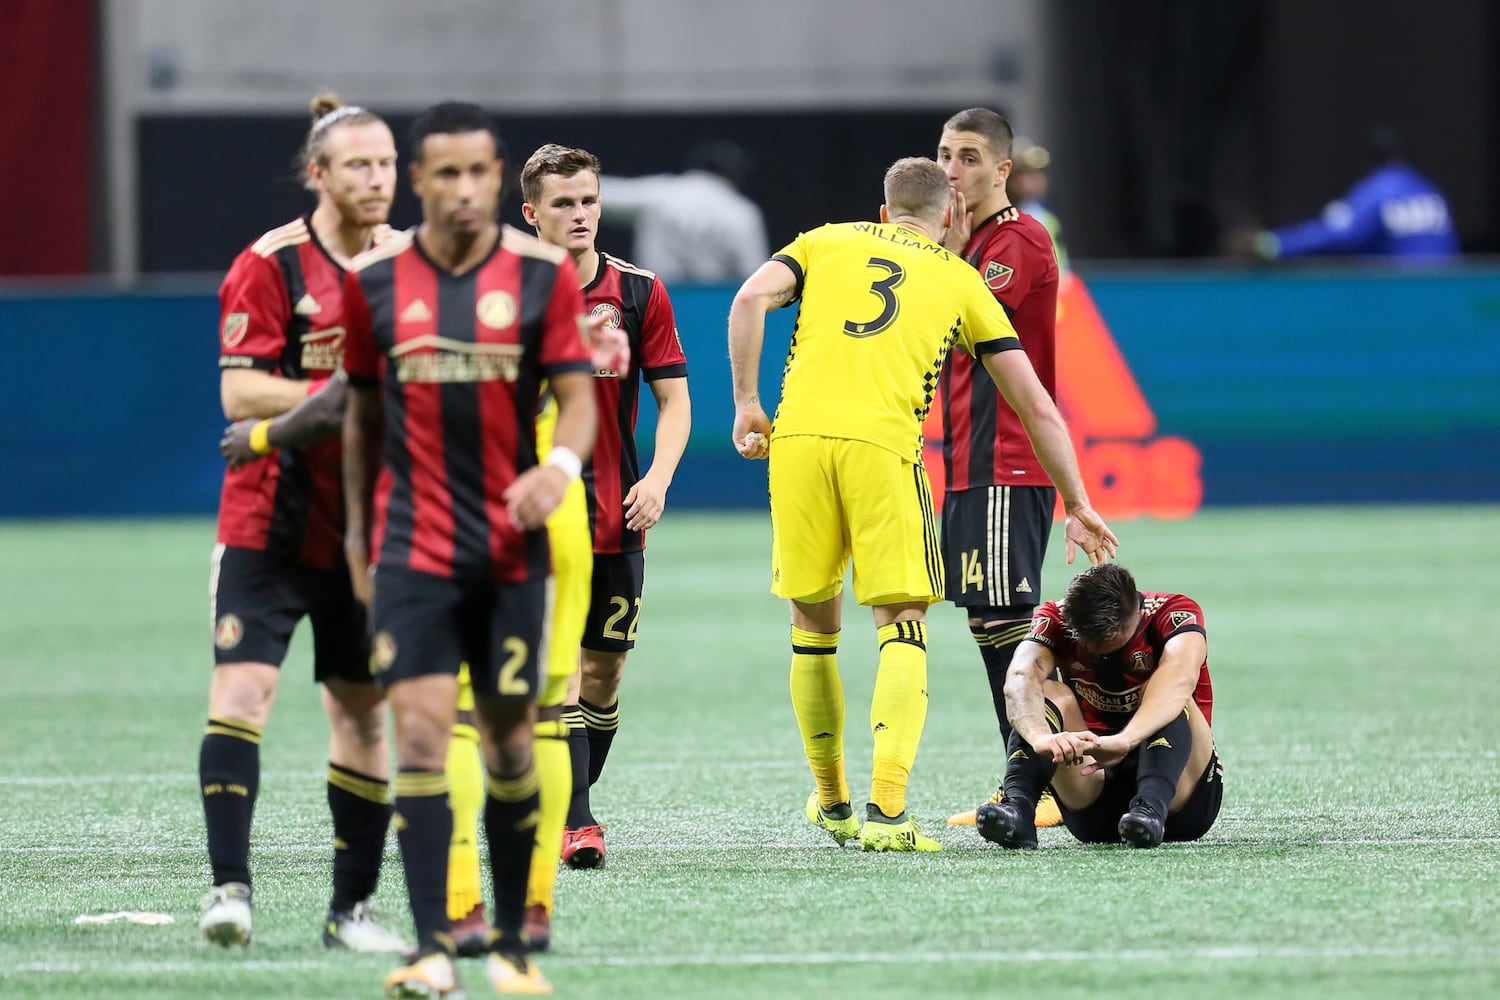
[983,260,1015,291]
[591,303,622,329]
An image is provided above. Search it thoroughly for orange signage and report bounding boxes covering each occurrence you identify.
[923,274,1203,519]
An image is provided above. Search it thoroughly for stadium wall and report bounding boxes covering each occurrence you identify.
[2,268,1496,518]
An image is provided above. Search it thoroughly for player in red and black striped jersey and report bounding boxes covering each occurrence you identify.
[936,108,1069,829]
[519,145,692,870]
[341,103,596,998]
[977,564,1223,850]
[198,94,409,955]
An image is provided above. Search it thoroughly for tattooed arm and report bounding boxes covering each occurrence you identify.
[727,259,798,458]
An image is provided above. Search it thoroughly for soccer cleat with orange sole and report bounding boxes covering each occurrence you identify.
[561,824,606,869]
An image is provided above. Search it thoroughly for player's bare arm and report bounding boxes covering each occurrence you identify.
[505,369,596,530]
[1076,630,1207,774]
[625,376,690,532]
[219,367,314,422]
[1003,640,1090,766]
[728,259,795,458]
[341,384,381,606]
[220,370,350,467]
[981,349,1119,565]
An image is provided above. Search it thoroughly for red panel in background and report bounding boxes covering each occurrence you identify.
[923,274,1203,520]
[0,0,95,275]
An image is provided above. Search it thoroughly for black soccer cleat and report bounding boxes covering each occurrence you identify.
[975,801,1038,850]
[1118,800,1166,849]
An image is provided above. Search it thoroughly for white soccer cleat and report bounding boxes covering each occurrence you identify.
[322,900,411,953]
[199,882,252,948]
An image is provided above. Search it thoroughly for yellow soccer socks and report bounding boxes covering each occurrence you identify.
[870,621,928,819]
[790,626,849,810]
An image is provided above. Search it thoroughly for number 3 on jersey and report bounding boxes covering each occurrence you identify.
[844,257,906,338]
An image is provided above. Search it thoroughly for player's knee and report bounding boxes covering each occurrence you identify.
[1039,679,1085,729]
[580,651,626,693]
[208,663,278,725]
[476,700,533,775]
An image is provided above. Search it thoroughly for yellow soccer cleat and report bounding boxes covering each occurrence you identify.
[860,806,943,853]
[946,788,1003,827]
[804,792,862,846]
[487,950,553,995]
[948,787,1063,828]
[383,951,463,998]
[1035,789,1063,828]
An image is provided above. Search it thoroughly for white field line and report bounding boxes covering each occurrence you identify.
[7,944,1500,975]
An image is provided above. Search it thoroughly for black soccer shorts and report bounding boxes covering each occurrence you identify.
[581,550,646,653]
[1058,750,1224,844]
[941,485,1056,610]
[369,564,546,701]
[209,543,369,683]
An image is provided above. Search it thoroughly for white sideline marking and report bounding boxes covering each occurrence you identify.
[8,944,1499,975]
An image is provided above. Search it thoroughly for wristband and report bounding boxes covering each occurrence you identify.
[249,419,274,456]
[544,446,582,482]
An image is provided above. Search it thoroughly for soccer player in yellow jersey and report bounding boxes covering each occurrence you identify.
[728,157,1117,852]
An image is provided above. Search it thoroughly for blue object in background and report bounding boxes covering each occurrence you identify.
[1270,164,1460,261]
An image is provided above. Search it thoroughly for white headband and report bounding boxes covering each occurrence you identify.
[311,105,368,134]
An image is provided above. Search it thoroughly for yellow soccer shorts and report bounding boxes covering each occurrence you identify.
[768,434,944,606]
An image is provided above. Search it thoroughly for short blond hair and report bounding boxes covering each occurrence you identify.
[883,157,950,227]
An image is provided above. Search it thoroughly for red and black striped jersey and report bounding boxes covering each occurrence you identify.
[1025,593,1213,736]
[215,216,366,569]
[940,207,1059,491]
[342,226,594,583]
[582,253,688,554]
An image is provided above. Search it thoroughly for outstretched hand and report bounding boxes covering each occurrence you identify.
[1063,506,1119,566]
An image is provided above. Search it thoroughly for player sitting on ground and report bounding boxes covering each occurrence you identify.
[978,563,1223,850]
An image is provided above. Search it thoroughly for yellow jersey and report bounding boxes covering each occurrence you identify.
[769,221,1021,462]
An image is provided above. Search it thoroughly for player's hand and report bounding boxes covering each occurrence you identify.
[624,472,669,532]
[942,185,974,252]
[732,405,771,460]
[1063,506,1119,566]
[1074,731,1132,774]
[504,465,569,530]
[345,543,374,610]
[1033,730,1093,767]
[588,315,631,376]
[220,420,261,468]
